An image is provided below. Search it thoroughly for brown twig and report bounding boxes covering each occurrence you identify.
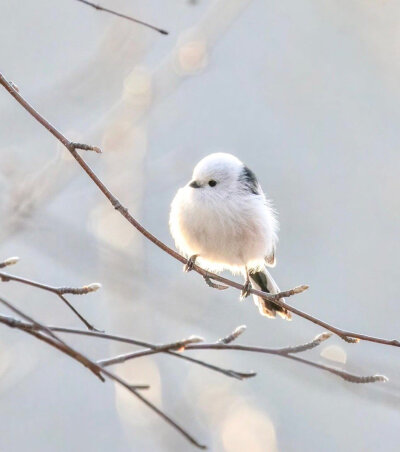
[0,72,398,348]
[0,266,101,331]
[0,300,206,449]
[74,0,169,35]
[0,304,387,449]
[98,330,387,385]
[284,354,388,384]
[1,314,386,385]
[44,321,389,385]
[52,324,339,382]
[5,314,257,381]
[97,334,257,380]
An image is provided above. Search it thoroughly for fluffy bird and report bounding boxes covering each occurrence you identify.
[169,153,290,320]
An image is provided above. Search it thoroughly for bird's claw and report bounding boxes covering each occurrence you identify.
[240,280,252,300]
[203,274,228,290]
[184,255,197,272]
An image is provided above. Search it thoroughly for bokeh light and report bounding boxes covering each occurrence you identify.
[320,345,347,364]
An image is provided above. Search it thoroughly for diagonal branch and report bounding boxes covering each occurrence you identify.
[0,72,398,348]
[74,0,169,35]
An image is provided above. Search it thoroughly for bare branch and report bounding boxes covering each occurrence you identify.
[0,269,100,331]
[3,313,257,381]
[99,334,205,367]
[50,322,386,385]
[0,301,206,449]
[74,0,169,35]
[0,72,397,348]
[0,303,387,449]
[0,313,386,386]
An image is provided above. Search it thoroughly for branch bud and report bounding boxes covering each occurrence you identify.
[292,285,309,294]
[82,283,102,293]
[313,332,332,343]
[0,256,20,268]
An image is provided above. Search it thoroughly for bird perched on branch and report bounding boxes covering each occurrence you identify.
[169,153,290,320]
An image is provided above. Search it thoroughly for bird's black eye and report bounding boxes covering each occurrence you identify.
[208,180,217,187]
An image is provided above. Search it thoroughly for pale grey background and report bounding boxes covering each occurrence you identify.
[0,0,399,451]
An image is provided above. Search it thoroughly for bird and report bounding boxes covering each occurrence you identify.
[169,152,290,320]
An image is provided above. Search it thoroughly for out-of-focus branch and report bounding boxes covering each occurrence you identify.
[96,330,387,384]
[0,313,387,385]
[74,0,169,35]
[98,331,333,368]
[0,258,101,331]
[0,298,206,449]
[0,73,398,348]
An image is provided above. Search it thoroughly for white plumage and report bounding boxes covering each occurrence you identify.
[169,153,290,319]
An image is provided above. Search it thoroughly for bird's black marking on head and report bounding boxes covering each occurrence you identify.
[239,165,259,195]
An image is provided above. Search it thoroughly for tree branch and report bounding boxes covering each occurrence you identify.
[0,261,101,331]
[0,298,206,449]
[0,313,387,386]
[74,0,169,35]
[0,72,398,348]
[95,329,387,384]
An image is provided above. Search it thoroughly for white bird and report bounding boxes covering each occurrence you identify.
[169,153,290,320]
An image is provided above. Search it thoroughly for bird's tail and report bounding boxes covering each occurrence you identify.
[249,267,291,320]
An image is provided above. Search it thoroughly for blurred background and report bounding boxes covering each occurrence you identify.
[0,0,399,450]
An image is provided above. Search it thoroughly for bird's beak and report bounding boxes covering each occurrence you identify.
[189,180,201,188]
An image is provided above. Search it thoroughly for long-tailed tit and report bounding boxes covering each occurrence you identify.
[169,153,290,320]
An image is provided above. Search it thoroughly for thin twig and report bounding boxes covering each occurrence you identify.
[1,314,386,385]
[74,0,169,35]
[97,334,255,380]
[0,268,101,331]
[98,331,334,368]
[0,73,397,348]
[133,334,388,385]
[0,306,387,450]
[97,335,205,367]
[0,313,256,380]
[284,354,388,384]
[0,300,206,449]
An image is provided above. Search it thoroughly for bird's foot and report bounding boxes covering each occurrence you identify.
[184,255,198,272]
[240,279,252,300]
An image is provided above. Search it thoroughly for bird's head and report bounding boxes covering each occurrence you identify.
[187,153,260,199]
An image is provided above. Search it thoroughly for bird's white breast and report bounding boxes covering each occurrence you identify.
[170,186,277,273]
